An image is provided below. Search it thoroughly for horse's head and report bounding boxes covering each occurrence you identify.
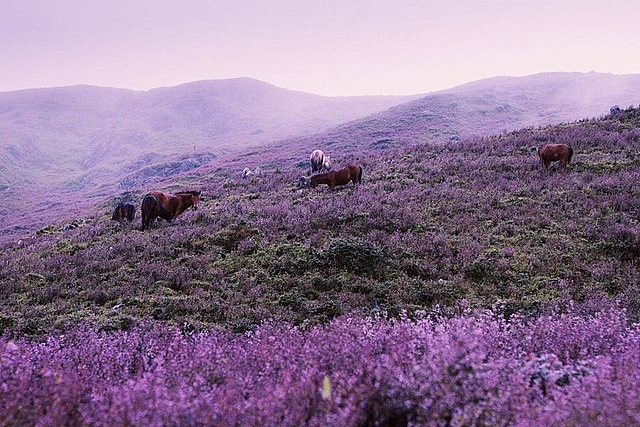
[189,191,201,210]
[296,176,310,189]
[323,155,331,171]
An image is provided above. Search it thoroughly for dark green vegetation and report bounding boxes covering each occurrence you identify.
[1,108,639,337]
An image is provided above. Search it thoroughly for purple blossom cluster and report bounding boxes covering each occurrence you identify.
[1,305,639,426]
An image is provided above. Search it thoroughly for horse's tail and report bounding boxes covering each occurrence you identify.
[311,158,320,173]
[141,196,154,231]
[111,205,121,221]
[567,146,574,164]
[141,195,173,231]
[357,165,363,184]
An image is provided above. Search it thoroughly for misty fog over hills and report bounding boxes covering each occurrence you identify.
[0,77,416,188]
[1,71,639,242]
[285,72,640,157]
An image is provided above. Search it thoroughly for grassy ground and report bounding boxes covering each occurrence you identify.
[1,108,639,337]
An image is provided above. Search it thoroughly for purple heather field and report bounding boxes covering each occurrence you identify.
[1,306,639,426]
[1,100,640,424]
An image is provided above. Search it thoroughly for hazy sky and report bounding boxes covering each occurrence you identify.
[2,0,639,96]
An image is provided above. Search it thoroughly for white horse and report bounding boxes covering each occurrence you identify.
[310,149,331,173]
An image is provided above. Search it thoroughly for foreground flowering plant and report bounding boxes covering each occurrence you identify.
[1,304,638,426]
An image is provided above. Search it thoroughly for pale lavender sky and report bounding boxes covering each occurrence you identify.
[1,0,639,96]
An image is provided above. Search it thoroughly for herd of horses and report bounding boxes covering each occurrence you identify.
[112,191,201,231]
[112,144,572,230]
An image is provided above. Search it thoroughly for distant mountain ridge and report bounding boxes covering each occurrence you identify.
[0,78,417,187]
[2,72,640,242]
[0,78,419,240]
[287,72,640,156]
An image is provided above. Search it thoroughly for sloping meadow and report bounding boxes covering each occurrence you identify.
[2,108,639,335]
[0,107,639,424]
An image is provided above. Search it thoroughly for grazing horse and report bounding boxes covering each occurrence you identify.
[539,144,574,171]
[310,163,362,190]
[310,149,331,173]
[141,190,201,231]
[141,195,174,231]
[111,202,136,222]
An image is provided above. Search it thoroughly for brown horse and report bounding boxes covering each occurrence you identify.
[141,190,201,231]
[141,195,174,231]
[310,149,331,173]
[310,164,362,190]
[111,202,136,222]
[539,144,574,171]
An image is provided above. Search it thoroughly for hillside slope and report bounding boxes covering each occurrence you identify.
[0,78,416,241]
[287,72,640,155]
[2,72,640,243]
[1,107,639,336]
[0,78,415,184]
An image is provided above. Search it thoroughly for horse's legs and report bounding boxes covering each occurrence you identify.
[141,207,152,231]
[141,211,149,231]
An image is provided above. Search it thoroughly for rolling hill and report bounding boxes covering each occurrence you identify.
[1,89,640,425]
[1,72,640,243]
[282,72,640,158]
[0,78,417,241]
[2,105,639,336]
